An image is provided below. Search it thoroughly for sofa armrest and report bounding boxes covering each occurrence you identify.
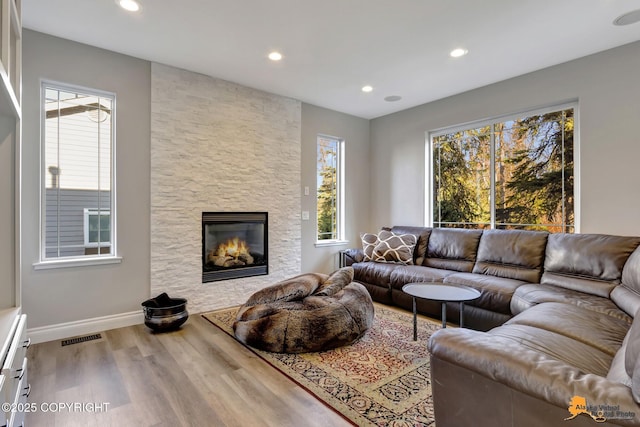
[342,248,364,265]
[428,328,640,424]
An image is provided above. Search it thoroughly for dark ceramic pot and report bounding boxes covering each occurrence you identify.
[141,293,188,331]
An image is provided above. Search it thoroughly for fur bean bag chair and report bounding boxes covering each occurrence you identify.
[233,267,374,353]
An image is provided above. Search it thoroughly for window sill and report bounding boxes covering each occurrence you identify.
[33,256,123,270]
[314,239,350,248]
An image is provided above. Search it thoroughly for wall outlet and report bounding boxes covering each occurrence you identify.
[304,186,310,196]
[302,211,310,220]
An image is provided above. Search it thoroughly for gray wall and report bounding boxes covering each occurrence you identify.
[301,103,370,273]
[22,30,151,328]
[44,189,111,258]
[370,40,640,236]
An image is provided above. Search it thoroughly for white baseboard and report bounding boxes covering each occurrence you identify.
[27,311,145,344]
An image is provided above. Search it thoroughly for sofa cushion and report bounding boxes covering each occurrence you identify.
[472,229,548,283]
[511,283,632,322]
[625,311,640,378]
[607,312,640,391]
[541,233,640,297]
[607,331,633,387]
[342,247,364,264]
[372,230,417,264]
[389,265,456,290]
[449,303,511,332]
[390,226,432,265]
[489,324,613,377]
[443,272,525,314]
[506,302,630,357]
[622,247,640,293]
[633,358,640,404]
[612,310,640,404]
[352,261,401,288]
[611,246,640,317]
[423,228,483,272]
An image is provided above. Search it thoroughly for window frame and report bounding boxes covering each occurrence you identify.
[425,101,580,232]
[83,208,112,249]
[315,134,347,246]
[36,80,120,269]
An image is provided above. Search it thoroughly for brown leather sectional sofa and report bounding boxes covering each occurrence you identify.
[344,226,640,426]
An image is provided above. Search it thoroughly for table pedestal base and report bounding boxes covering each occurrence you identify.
[412,298,466,341]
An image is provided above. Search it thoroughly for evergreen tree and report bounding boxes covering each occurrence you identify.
[317,165,336,239]
[317,144,337,240]
[503,110,574,231]
[433,128,490,227]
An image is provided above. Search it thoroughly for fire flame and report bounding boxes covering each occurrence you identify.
[216,237,250,259]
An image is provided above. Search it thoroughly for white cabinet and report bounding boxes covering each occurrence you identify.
[0,0,21,312]
[0,0,20,312]
[0,2,23,422]
[0,309,29,427]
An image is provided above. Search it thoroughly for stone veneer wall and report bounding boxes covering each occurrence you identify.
[150,63,301,313]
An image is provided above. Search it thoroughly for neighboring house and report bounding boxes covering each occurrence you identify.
[44,188,111,257]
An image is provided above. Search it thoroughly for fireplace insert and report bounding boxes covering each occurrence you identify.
[202,212,268,282]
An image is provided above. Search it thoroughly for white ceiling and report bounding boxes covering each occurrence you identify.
[22,0,640,119]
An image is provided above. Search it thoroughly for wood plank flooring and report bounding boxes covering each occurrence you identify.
[26,314,353,427]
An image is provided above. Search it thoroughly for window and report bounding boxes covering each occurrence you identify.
[429,105,575,232]
[41,82,116,260]
[316,134,345,242]
[84,209,111,251]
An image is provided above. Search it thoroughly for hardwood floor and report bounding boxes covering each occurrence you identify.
[26,314,353,427]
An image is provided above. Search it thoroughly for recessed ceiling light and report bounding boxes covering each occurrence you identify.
[613,9,640,26]
[450,48,468,58]
[268,51,283,61]
[384,95,402,102]
[118,0,140,12]
[361,85,373,93]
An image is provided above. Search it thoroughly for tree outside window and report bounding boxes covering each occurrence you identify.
[317,135,344,241]
[431,107,574,232]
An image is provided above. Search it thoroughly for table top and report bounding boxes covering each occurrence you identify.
[402,283,481,302]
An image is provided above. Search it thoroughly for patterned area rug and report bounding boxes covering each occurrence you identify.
[202,303,440,426]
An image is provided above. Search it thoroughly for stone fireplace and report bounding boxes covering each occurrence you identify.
[202,212,268,282]
[151,63,300,313]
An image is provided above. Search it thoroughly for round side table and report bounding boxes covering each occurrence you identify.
[402,283,481,340]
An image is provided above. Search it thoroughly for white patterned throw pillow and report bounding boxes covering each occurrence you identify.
[372,230,417,265]
[360,232,379,261]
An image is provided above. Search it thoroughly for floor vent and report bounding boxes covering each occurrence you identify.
[61,333,102,346]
